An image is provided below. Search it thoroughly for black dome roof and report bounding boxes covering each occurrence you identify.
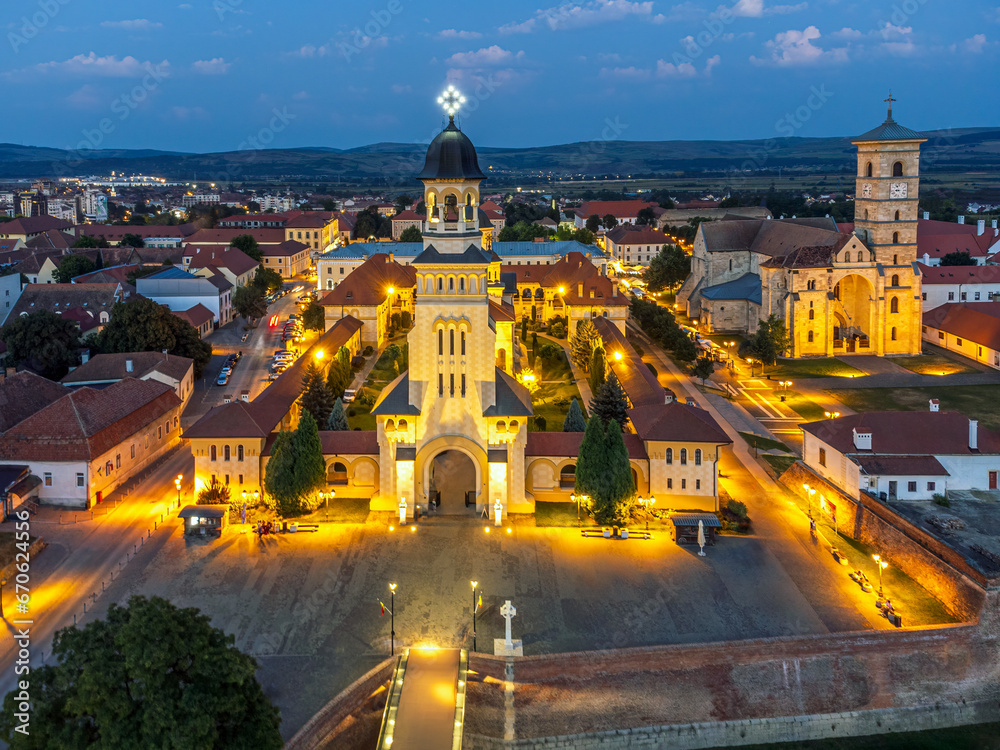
[417,120,486,181]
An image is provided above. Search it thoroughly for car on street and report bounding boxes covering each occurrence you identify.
[343,389,356,404]
[241,332,250,342]
[274,353,294,363]
[216,372,230,386]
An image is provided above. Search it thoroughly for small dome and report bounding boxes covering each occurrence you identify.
[417,121,486,181]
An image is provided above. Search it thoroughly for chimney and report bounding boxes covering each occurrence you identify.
[578,282,583,296]
[125,358,133,373]
[223,394,232,404]
[162,348,168,356]
[978,220,986,236]
[923,211,930,220]
[970,419,979,451]
[388,252,393,263]
[922,252,930,265]
[958,216,965,225]
[852,428,872,451]
[241,389,250,403]
[929,398,939,412]
[612,285,618,297]
[81,349,90,364]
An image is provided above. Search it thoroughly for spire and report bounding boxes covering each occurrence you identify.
[437,85,466,126]
[884,90,896,122]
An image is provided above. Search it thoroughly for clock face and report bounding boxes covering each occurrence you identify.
[861,183,872,199]
[890,182,908,199]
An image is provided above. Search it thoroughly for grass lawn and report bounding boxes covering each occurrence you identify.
[346,401,376,431]
[0,531,35,569]
[719,722,1000,750]
[292,498,371,523]
[761,454,798,477]
[534,501,599,527]
[738,431,791,453]
[531,379,584,431]
[827,385,1000,432]
[893,352,979,376]
[767,357,866,379]
[783,391,828,422]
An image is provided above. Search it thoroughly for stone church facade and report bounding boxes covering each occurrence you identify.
[678,104,925,358]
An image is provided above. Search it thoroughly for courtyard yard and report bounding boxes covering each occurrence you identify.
[827,385,1000,432]
[766,357,866,380]
[892,351,980,376]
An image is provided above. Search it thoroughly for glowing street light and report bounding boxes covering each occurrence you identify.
[872,554,888,600]
[174,474,183,505]
[315,349,324,361]
[824,411,841,419]
[802,483,816,518]
[388,583,397,656]
[558,286,566,294]
[0,576,6,619]
[613,351,623,361]
[471,580,479,652]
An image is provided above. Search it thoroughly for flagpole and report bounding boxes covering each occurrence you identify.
[389,583,397,656]
[471,580,478,652]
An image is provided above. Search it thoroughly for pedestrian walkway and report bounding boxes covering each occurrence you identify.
[538,332,593,410]
[377,648,467,750]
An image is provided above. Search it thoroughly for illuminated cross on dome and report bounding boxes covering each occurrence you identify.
[437,85,466,121]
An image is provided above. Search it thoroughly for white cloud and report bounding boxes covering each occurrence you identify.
[656,58,697,77]
[727,0,806,17]
[830,27,863,40]
[438,29,482,40]
[704,54,721,74]
[192,57,230,75]
[751,26,848,65]
[32,52,169,77]
[954,33,987,53]
[600,65,652,80]
[501,0,657,34]
[879,22,912,39]
[291,44,330,58]
[65,84,102,108]
[172,106,208,120]
[100,19,163,30]
[597,52,622,62]
[446,45,523,67]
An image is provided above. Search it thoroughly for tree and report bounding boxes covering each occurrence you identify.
[520,318,528,342]
[251,266,283,295]
[602,214,618,230]
[230,234,262,262]
[72,234,109,249]
[940,251,977,266]
[585,214,601,233]
[574,413,606,504]
[0,595,282,750]
[395,193,414,213]
[96,297,212,378]
[562,398,586,432]
[300,363,335,426]
[644,244,691,293]
[197,476,231,505]
[589,370,629,429]
[691,356,714,384]
[291,412,327,508]
[326,398,349,430]
[302,302,325,331]
[593,420,635,525]
[399,225,422,243]
[570,319,601,371]
[588,345,606,394]
[673,334,698,362]
[232,285,267,322]
[636,206,657,226]
[0,310,81,379]
[120,233,146,248]
[326,345,353,399]
[53,254,96,283]
[263,430,296,513]
[739,314,790,368]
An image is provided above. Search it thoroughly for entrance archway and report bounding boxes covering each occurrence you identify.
[832,274,874,351]
[429,450,477,514]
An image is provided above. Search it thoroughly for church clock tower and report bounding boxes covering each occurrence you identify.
[852,94,927,266]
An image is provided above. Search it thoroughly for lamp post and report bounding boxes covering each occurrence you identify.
[802,483,816,519]
[872,554,888,601]
[648,496,655,530]
[389,583,397,656]
[471,580,478,652]
[175,474,182,506]
[0,576,6,619]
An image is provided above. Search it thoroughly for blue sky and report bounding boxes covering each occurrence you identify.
[2,0,997,152]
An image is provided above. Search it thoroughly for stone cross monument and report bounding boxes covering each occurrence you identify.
[494,599,523,656]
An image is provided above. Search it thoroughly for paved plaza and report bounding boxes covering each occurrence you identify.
[91,494,893,740]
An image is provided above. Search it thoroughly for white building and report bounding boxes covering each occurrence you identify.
[922,302,1000,370]
[918,263,1000,311]
[801,409,1000,501]
[136,267,233,328]
[604,225,672,267]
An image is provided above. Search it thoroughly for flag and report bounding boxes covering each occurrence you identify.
[379,600,392,616]
[477,594,482,611]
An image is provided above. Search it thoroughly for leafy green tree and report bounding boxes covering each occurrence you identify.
[72,234,109,249]
[497,220,551,242]
[589,370,629,429]
[120,233,146,248]
[553,226,597,245]
[96,296,212,378]
[197,476,231,505]
[126,266,160,285]
[263,431,296,513]
[602,214,619,230]
[673,334,698,362]
[574,413,605,505]
[399,225,423,243]
[940,251,977,266]
[588,346,606,394]
[352,206,390,240]
[691,356,714,383]
[291,411,327,509]
[54,254,96,283]
[326,398,349,430]
[326,345,353,399]
[302,302,325,331]
[0,595,282,750]
[562,398,587,432]
[636,207,657,226]
[738,314,790,367]
[300,363,335,426]
[570,319,601,371]
[593,420,635,525]
[585,214,601,233]
[232,285,267,322]
[644,244,691,292]
[395,194,414,213]
[0,310,81,379]
[251,266,283,295]
[230,234,262,262]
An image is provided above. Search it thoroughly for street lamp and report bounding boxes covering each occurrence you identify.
[389,583,397,656]
[613,351,623,361]
[824,411,841,419]
[175,474,183,505]
[315,349,324,361]
[872,554,888,601]
[0,576,6,619]
[802,483,816,519]
[471,580,479,652]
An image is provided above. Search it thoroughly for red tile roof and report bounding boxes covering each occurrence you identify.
[594,317,668,409]
[0,216,73,235]
[605,226,672,246]
[854,455,949,477]
[525,431,648,459]
[171,304,215,329]
[489,300,515,323]
[917,263,1000,285]
[0,372,70,434]
[186,246,258,276]
[577,201,657,220]
[319,431,378,455]
[392,210,422,221]
[79,223,198,240]
[0,378,181,461]
[627,402,732,444]
[61,351,192,386]
[502,252,626,306]
[922,302,1000,350]
[183,227,286,246]
[319,254,416,307]
[261,240,310,257]
[284,213,330,228]
[801,411,1000,456]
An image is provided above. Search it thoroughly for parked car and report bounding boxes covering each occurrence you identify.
[241,332,250,343]
[343,389,356,404]
[216,372,230,386]
[230,350,242,363]
[274,354,294,363]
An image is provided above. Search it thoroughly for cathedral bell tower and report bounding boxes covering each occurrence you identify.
[852,94,927,267]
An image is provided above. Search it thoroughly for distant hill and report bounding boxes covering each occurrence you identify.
[1,127,998,182]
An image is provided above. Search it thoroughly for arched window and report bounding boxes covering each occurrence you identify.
[890,297,899,314]
[450,329,455,355]
[510,420,519,432]
[459,276,465,293]
[834,283,841,301]
[398,419,407,432]
[680,448,688,466]
[448,277,455,292]
[224,445,231,461]
[695,449,702,466]
[438,328,443,355]
[892,232,899,244]
[560,464,576,489]
[891,326,898,341]
[807,280,815,291]
[237,445,244,462]
[210,445,217,461]
[496,420,507,433]
[808,330,814,343]
[665,448,673,465]
[386,418,395,432]
[461,331,466,355]
[892,161,903,177]
[329,462,348,485]
[894,210,900,221]
[891,274,899,287]
[808,309,815,320]
[866,161,873,177]
[437,277,443,292]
